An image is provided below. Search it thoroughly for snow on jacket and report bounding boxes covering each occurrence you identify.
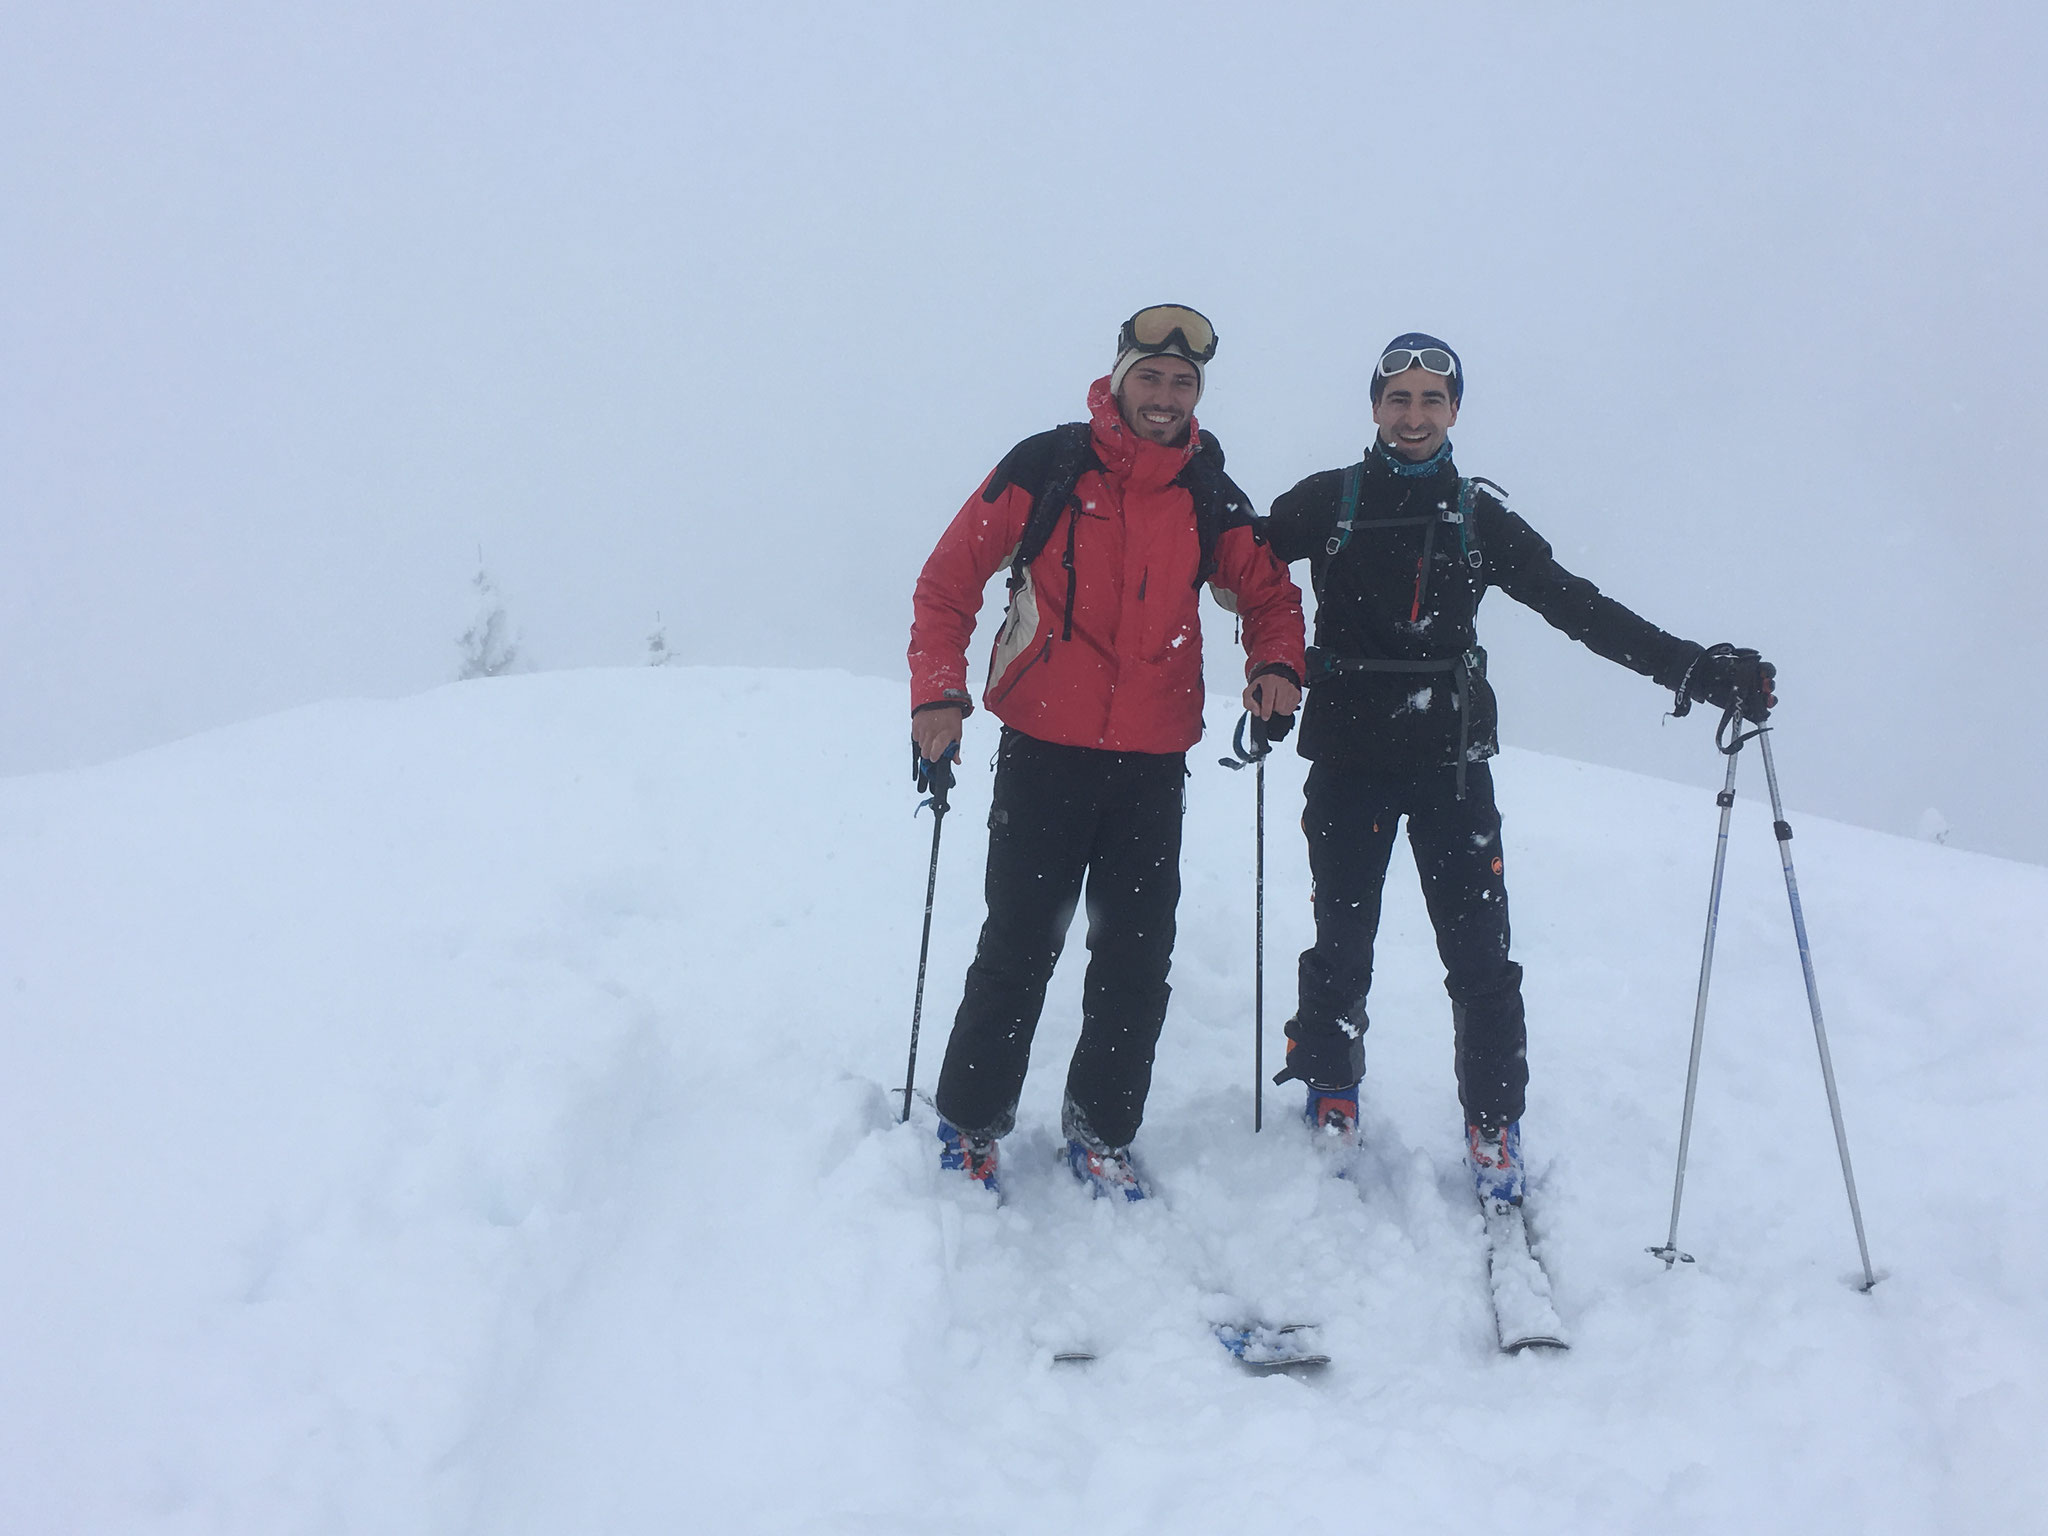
[909,377,1306,755]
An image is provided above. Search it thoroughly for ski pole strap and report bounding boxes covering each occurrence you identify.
[1671,641,1740,720]
[1714,704,1764,757]
[1219,709,1270,770]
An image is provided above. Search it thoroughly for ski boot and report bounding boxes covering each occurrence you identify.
[937,1119,1000,1197]
[1467,1120,1525,1208]
[1064,1138,1149,1202]
[1305,1082,1360,1146]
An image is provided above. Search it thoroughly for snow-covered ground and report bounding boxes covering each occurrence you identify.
[3,666,2041,1534]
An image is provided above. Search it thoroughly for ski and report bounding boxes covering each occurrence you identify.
[1050,1323,1329,1373]
[1214,1321,1330,1375]
[1480,1198,1569,1353]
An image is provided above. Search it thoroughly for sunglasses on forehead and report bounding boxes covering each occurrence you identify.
[1120,304,1219,364]
[1376,347,1458,380]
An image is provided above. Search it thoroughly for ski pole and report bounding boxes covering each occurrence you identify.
[1221,710,1273,1131]
[900,745,955,1124]
[1649,716,1745,1268]
[1757,728,1877,1291]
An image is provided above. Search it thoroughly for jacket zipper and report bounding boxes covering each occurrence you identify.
[1060,503,1080,642]
[1410,510,1441,622]
[991,636,1054,706]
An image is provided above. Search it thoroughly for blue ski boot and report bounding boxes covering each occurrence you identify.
[1467,1120,1525,1208]
[938,1119,1000,1197]
[1059,1095,1149,1201]
[1064,1138,1149,1202]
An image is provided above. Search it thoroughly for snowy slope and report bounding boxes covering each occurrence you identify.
[2,666,2041,1535]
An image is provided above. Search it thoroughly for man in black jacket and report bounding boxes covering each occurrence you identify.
[1260,332,1775,1206]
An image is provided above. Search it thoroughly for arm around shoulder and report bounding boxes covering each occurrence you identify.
[1261,469,1344,565]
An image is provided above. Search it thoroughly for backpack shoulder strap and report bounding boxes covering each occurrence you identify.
[986,423,1098,590]
[1177,429,1256,587]
[1455,476,1508,571]
[1324,461,1366,557]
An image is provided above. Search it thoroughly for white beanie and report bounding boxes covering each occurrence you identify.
[1111,344,1205,404]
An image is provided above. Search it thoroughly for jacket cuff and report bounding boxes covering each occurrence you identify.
[1249,661,1304,691]
[1653,642,1707,695]
[913,689,975,718]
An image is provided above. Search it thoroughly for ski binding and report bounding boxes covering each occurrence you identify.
[1215,1322,1330,1374]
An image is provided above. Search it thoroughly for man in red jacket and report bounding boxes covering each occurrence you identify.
[909,305,1306,1200]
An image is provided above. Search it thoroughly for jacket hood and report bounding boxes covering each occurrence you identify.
[1088,375,1199,487]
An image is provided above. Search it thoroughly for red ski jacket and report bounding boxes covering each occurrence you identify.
[909,378,1305,755]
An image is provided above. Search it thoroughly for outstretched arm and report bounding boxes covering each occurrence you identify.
[1484,494,1776,719]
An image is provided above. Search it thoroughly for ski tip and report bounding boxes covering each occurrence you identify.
[1500,1335,1570,1355]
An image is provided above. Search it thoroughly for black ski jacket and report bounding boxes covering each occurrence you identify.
[1263,448,1703,771]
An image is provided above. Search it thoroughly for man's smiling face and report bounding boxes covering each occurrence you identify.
[1372,367,1459,462]
[1116,355,1201,445]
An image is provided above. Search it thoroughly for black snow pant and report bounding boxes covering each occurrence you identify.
[934,727,1185,1151]
[1284,758,1528,1129]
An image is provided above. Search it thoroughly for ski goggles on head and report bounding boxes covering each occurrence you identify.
[1375,346,1459,381]
[1118,304,1218,364]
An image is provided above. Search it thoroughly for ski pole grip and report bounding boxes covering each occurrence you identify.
[911,741,956,812]
[924,751,954,812]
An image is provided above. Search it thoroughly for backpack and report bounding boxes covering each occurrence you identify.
[1324,465,1505,567]
[981,423,1256,606]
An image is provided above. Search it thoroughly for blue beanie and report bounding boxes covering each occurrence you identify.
[1370,332,1463,405]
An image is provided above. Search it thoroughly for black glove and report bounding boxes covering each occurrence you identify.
[911,741,957,808]
[1683,644,1777,724]
[1248,665,1300,745]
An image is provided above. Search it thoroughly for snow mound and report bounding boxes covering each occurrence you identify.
[2,666,2041,1534]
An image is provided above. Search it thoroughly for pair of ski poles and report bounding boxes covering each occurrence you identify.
[1650,704,1878,1290]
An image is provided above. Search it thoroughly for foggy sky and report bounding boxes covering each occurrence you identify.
[6,2,2045,861]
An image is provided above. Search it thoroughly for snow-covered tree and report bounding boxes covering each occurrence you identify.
[457,561,520,680]
[647,612,674,667]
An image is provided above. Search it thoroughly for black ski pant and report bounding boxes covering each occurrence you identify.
[1285,758,1528,1129]
[934,727,1185,1150]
